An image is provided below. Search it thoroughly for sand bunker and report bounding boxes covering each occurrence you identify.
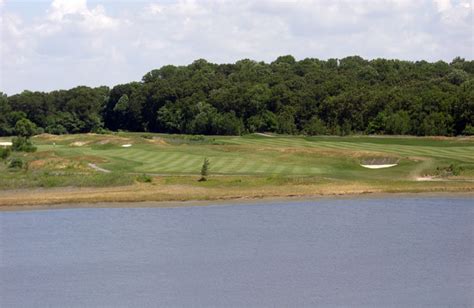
[0,142,12,147]
[415,176,436,181]
[70,141,87,147]
[360,164,398,169]
[360,156,399,169]
[254,133,275,137]
[121,144,132,148]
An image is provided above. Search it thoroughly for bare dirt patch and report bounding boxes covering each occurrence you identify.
[70,141,88,147]
[88,163,111,173]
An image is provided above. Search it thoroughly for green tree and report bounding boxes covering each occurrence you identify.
[0,92,12,136]
[385,111,411,135]
[199,157,210,181]
[276,107,297,134]
[15,118,37,137]
[2,55,472,137]
[420,113,452,136]
[303,117,327,135]
[11,137,37,152]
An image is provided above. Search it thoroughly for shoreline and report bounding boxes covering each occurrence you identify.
[1,190,473,212]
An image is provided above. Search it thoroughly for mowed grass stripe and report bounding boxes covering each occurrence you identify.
[146,153,183,172]
[176,157,202,173]
[434,148,474,161]
[159,155,197,172]
[272,164,287,174]
[222,157,250,173]
[286,164,300,175]
[145,152,181,170]
[227,157,257,174]
[313,142,467,160]
[209,156,233,173]
[219,157,246,173]
[260,138,313,148]
[261,162,283,174]
[119,151,161,164]
[238,159,261,174]
[94,149,155,163]
[438,147,474,156]
[253,161,272,173]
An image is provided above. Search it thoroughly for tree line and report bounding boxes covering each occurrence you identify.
[1,55,473,137]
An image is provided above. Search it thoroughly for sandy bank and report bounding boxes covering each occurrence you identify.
[0,182,474,211]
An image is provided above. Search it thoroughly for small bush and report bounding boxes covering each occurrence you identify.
[434,163,463,177]
[12,137,37,152]
[189,135,206,142]
[8,158,24,169]
[136,174,153,183]
[449,163,462,176]
[0,147,11,160]
[94,127,112,135]
[463,125,474,136]
[46,124,67,135]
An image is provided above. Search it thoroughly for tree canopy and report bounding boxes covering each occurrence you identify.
[1,56,473,136]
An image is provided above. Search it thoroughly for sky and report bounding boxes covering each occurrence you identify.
[1,0,473,95]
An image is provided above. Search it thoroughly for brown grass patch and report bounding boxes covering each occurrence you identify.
[147,137,169,146]
[28,157,86,171]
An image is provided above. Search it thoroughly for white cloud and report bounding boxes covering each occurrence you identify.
[41,0,119,34]
[1,0,472,95]
[48,0,88,22]
[433,0,452,12]
[437,0,473,28]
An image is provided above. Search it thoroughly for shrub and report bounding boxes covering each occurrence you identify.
[46,124,67,135]
[449,163,462,176]
[463,125,474,136]
[434,164,463,177]
[136,174,153,183]
[93,127,111,135]
[303,117,327,135]
[8,158,23,169]
[12,137,37,152]
[189,135,206,142]
[0,147,11,160]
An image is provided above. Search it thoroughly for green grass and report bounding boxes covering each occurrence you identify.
[0,133,473,189]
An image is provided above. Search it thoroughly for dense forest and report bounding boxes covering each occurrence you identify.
[1,55,473,137]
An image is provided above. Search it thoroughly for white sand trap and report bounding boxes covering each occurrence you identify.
[254,133,275,137]
[360,164,398,169]
[0,142,12,147]
[415,176,435,181]
[121,144,132,148]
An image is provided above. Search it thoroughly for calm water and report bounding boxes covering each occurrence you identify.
[1,197,473,307]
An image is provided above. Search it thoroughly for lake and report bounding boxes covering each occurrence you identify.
[1,197,473,307]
